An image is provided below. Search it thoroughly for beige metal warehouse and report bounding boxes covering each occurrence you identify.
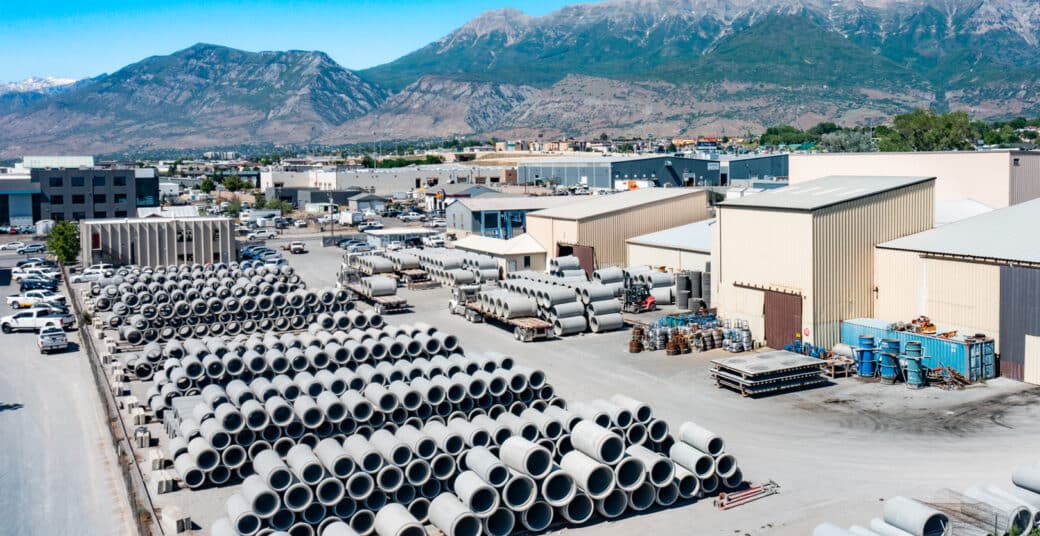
[452,234,548,274]
[789,151,1040,209]
[82,217,235,267]
[625,219,714,272]
[715,175,935,349]
[525,188,709,272]
[874,198,1040,383]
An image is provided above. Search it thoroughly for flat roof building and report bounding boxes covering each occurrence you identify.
[873,198,1040,383]
[81,216,234,267]
[789,151,1040,209]
[517,154,788,189]
[453,234,548,273]
[525,187,710,272]
[29,167,160,222]
[446,196,574,239]
[626,219,714,272]
[715,175,935,349]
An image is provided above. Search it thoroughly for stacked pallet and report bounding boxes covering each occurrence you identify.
[710,351,827,397]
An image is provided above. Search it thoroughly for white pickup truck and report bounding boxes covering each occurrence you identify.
[37,326,69,353]
[6,290,67,308]
[1,308,75,333]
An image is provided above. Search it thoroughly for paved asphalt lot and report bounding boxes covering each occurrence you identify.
[0,248,132,536]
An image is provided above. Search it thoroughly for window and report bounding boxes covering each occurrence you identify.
[113,176,127,187]
[50,195,64,205]
[114,193,128,204]
[71,194,85,204]
[115,211,127,218]
[94,194,106,204]
[72,211,86,220]
[48,177,63,188]
[184,229,193,242]
[93,176,106,187]
[212,229,220,240]
[1014,158,1021,167]
[94,211,107,218]
[523,255,531,268]
[71,177,85,187]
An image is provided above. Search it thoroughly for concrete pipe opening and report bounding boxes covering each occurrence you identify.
[628,481,656,511]
[377,464,404,493]
[723,468,743,490]
[420,479,442,499]
[346,472,374,500]
[222,445,247,469]
[333,497,357,520]
[315,477,345,506]
[431,453,457,480]
[669,442,716,479]
[656,480,680,506]
[242,475,280,518]
[626,423,647,445]
[715,454,738,479]
[407,497,430,524]
[188,437,219,471]
[571,421,624,465]
[283,482,314,512]
[541,470,576,507]
[405,459,430,486]
[596,488,628,519]
[561,493,594,524]
[456,471,500,517]
[482,508,514,536]
[208,465,232,485]
[501,473,536,512]
[430,493,482,536]
[520,502,553,532]
[227,493,261,536]
[349,510,375,536]
[174,454,205,488]
[675,466,701,498]
[562,451,615,500]
[701,474,720,494]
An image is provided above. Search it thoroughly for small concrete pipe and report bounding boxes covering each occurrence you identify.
[715,453,739,479]
[670,442,716,479]
[569,401,611,428]
[370,429,413,466]
[422,421,465,455]
[187,436,219,471]
[1013,464,1040,495]
[287,444,326,485]
[482,507,514,536]
[609,394,653,424]
[571,421,625,465]
[373,503,424,536]
[241,474,281,518]
[341,390,374,423]
[264,396,294,427]
[520,408,563,440]
[226,493,262,536]
[674,465,701,498]
[678,421,725,456]
[627,481,656,511]
[293,395,325,428]
[454,470,500,517]
[499,437,552,479]
[626,444,675,487]
[314,438,355,478]
[174,453,205,488]
[394,425,438,460]
[560,450,615,500]
[882,496,949,536]
[519,501,553,532]
[448,418,491,448]
[465,447,510,487]
[344,435,384,473]
[429,493,483,536]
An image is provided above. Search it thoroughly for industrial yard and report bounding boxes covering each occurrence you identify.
[6,235,1031,536]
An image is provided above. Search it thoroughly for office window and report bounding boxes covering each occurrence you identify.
[49,177,62,187]
[50,195,64,205]
[115,211,127,217]
[95,211,107,218]
[184,229,193,242]
[113,176,127,187]
[114,193,128,204]
[72,194,85,204]
[1014,158,1021,167]
[72,211,85,220]
[94,194,106,204]
[93,176,106,187]
[71,176,85,187]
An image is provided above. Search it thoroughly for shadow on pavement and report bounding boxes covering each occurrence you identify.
[0,402,25,412]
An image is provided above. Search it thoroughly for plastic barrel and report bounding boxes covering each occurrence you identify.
[879,339,901,384]
[857,335,876,377]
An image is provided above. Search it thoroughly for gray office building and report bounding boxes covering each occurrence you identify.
[30,167,160,221]
[517,154,788,188]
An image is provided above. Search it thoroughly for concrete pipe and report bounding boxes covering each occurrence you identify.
[324,343,350,366]
[341,390,375,422]
[470,415,509,446]
[589,313,624,333]
[372,503,423,536]
[365,277,397,298]
[521,408,563,440]
[293,396,325,428]
[404,458,430,487]
[625,423,647,446]
[272,375,301,402]
[289,315,307,330]
[348,510,375,536]
[430,452,457,481]
[317,391,348,424]
[499,437,552,479]
[559,492,593,524]
[674,465,701,499]
[306,346,331,369]
[332,312,351,331]
[560,450,615,500]
[362,339,387,361]
[388,382,422,412]
[376,464,404,493]
[200,418,232,450]
[984,485,1040,526]
[715,453,738,479]
[363,310,383,329]
[627,481,656,512]
[241,474,281,518]
[540,468,576,508]
[240,399,270,431]
[286,444,326,485]
[422,421,465,456]
[542,406,580,433]
[550,302,584,320]
[392,335,421,358]
[265,350,291,375]
[650,287,673,305]
[647,419,669,443]
[433,331,459,353]
[553,316,588,337]
[656,479,679,506]
[679,421,725,456]
[284,348,310,372]
[813,524,858,536]
[283,480,314,513]
[429,493,482,536]
[363,384,398,413]
[608,394,653,425]
[394,425,437,460]
[222,353,245,376]
[295,372,323,398]
[448,418,491,448]
[626,445,674,487]
[414,332,441,355]
[345,472,374,501]
[464,447,510,487]
[316,313,335,330]
[314,438,355,478]
[723,468,743,490]
[370,429,412,466]
[701,474,720,495]
[226,493,262,536]
[454,470,500,518]
[344,436,384,473]
[174,453,205,489]
[1014,465,1040,495]
[264,396,294,427]
[869,518,915,536]
[962,487,1030,535]
[519,501,553,532]
[313,476,345,508]
[214,402,245,434]
[571,421,624,465]
[208,465,232,486]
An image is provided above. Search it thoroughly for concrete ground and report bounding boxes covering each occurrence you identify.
[0,249,133,536]
[285,240,1040,534]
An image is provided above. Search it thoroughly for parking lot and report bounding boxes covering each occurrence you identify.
[0,248,132,536]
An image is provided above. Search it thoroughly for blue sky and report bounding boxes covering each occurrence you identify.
[0,0,583,82]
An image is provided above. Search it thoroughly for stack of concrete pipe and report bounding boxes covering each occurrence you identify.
[212,392,744,536]
[359,277,397,298]
[166,352,556,493]
[624,266,675,306]
[816,462,1040,535]
[495,278,586,336]
[352,256,395,276]
[549,255,587,281]
[379,251,420,272]
[407,248,496,287]
[505,271,624,335]
[591,267,625,296]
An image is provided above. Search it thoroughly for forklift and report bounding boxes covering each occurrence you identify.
[622,282,657,313]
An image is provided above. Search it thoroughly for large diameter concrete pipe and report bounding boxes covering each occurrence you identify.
[614,456,647,491]
[465,447,509,487]
[587,300,621,316]
[187,436,219,471]
[501,470,536,512]
[373,503,424,536]
[589,313,624,333]
[553,316,587,337]
[454,470,500,517]
[540,469,576,507]
[679,421,726,456]
[559,492,594,524]
[550,302,585,319]
[174,453,205,489]
[253,450,293,492]
[499,437,552,479]
[345,472,374,501]
[226,493,262,536]
[882,496,950,536]
[287,444,326,485]
[342,390,375,423]
[627,481,656,512]
[344,435,384,473]
[519,501,553,532]
[670,442,716,479]
[429,493,483,536]
[963,486,1031,535]
[1014,464,1040,495]
[560,450,615,500]
[242,474,281,518]
[674,465,701,499]
[315,438,355,479]
[482,508,514,536]
[571,421,625,465]
[626,445,675,487]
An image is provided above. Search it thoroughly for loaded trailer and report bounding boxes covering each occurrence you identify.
[448,285,554,342]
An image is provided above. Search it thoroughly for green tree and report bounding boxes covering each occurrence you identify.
[599,133,609,141]
[361,155,376,168]
[199,177,216,193]
[880,109,976,151]
[819,131,875,153]
[265,199,293,215]
[226,200,242,217]
[46,221,79,264]
[222,175,249,192]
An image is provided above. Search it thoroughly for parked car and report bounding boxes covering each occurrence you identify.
[71,269,106,283]
[13,267,61,282]
[37,326,69,354]
[19,278,60,292]
[346,243,373,253]
[385,242,403,251]
[262,257,288,267]
[423,218,447,228]
[1,308,75,333]
[7,289,67,308]
[17,257,54,268]
[85,263,113,273]
[0,241,25,251]
[25,301,69,314]
[399,212,423,222]
[287,241,306,254]
[338,239,364,250]
[17,244,46,254]
[422,235,446,248]
[294,220,308,228]
[247,230,278,240]
[357,221,381,231]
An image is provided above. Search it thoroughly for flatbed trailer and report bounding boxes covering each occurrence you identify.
[454,302,553,342]
[344,283,410,314]
[398,269,439,290]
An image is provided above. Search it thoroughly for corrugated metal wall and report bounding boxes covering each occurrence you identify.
[811,180,934,348]
[1009,153,1040,206]
[83,219,234,267]
[873,248,926,322]
[999,265,1040,382]
[764,291,801,349]
[576,190,709,268]
[625,243,710,272]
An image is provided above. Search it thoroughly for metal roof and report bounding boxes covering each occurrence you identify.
[454,196,574,213]
[719,175,934,212]
[454,234,546,256]
[365,228,441,236]
[527,188,704,221]
[878,198,1040,264]
[934,199,992,226]
[137,206,201,218]
[625,218,715,253]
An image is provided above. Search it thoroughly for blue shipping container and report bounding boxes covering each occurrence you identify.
[840,318,996,382]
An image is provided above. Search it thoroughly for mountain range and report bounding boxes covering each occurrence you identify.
[3,0,1040,157]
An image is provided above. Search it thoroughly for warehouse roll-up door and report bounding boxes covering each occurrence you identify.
[764,291,801,350]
